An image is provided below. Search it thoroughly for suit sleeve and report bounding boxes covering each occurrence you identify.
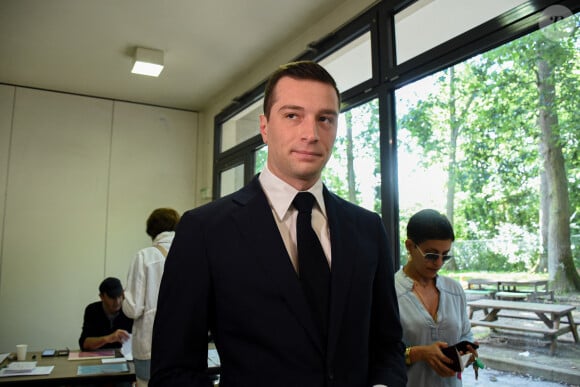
[368,216,407,386]
[149,211,213,387]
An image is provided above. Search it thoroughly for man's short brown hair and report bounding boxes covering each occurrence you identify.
[262,61,340,118]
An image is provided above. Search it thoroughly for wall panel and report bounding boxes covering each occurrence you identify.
[0,85,15,271]
[106,102,198,282]
[0,90,198,352]
[0,88,113,349]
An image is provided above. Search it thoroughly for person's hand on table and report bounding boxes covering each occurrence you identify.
[107,329,130,344]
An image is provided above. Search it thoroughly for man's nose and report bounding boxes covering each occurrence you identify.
[301,116,319,140]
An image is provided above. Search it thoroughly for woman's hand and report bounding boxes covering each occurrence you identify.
[415,342,457,377]
[462,341,480,366]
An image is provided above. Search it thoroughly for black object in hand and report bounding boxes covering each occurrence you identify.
[441,341,478,372]
[452,340,479,352]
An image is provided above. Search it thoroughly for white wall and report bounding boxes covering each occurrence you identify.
[0,85,198,351]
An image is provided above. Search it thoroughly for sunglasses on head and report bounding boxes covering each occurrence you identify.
[415,244,453,262]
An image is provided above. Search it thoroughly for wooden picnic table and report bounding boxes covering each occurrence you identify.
[495,279,554,301]
[467,278,498,290]
[466,278,553,301]
[468,299,578,355]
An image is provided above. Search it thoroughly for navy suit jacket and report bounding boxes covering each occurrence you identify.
[150,176,406,387]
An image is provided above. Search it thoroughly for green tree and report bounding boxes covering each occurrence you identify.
[398,16,579,290]
[324,99,381,212]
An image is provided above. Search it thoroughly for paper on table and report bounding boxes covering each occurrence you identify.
[121,334,133,361]
[68,349,115,360]
[77,363,129,375]
[0,366,54,377]
[102,357,127,364]
[4,361,37,372]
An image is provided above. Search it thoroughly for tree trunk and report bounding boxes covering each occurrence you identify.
[536,170,549,273]
[537,46,580,292]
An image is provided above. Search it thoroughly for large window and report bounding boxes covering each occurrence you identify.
[212,2,579,381]
[397,16,579,277]
[394,0,527,64]
[213,1,579,278]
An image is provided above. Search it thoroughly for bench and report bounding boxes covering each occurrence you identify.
[468,299,578,355]
[497,280,554,302]
[495,291,529,300]
[469,320,560,335]
[528,290,555,302]
[464,289,496,300]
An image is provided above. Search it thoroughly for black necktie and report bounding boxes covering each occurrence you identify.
[293,192,330,339]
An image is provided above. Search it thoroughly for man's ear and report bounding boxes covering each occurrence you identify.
[259,114,268,144]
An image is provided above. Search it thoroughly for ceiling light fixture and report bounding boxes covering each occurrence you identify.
[131,47,164,77]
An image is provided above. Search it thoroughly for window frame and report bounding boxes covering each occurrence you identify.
[212,0,579,269]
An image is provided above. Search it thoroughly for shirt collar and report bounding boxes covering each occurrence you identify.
[259,165,326,220]
[399,267,441,290]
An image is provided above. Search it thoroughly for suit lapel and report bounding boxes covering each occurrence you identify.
[230,177,325,352]
[323,188,356,360]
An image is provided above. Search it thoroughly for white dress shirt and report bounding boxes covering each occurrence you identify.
[258,166,331,272]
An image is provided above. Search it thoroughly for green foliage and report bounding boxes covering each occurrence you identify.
[397,16,579,274]
[254,146,267,174]
[324,99,381,212]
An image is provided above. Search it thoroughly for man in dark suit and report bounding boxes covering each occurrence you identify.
[150,61,406,387]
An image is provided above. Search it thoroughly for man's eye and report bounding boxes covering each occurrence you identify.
[319,116,334,124]
[286,113,297,119]
[425,253,440,260]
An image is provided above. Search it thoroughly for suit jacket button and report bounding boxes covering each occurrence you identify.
[328,371,334,380]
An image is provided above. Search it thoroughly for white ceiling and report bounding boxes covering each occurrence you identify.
[0,0,351,111]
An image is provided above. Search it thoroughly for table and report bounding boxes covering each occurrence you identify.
[0,349,221,385]
[465,278,498,300]
[495,279,553,301]
[468,299,579,355]
[0,350,135,385]
[467,278,498,290]
[466,278,553,301]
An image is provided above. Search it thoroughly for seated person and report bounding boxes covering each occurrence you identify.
[79,277,133,351]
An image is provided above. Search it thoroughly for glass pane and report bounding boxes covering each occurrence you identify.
[320,32,372,93]
[324,98,380,213]
[220,100,261,152]
[219,163,245,197]
[394,0,527,64]
[395,13,579,280]
[254,145,267,175]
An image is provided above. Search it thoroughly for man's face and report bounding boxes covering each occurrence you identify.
[259,76,339,191]
[100,293,123,315]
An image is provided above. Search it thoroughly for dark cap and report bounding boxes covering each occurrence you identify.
[99,277,123,298]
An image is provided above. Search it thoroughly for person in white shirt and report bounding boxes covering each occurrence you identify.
[123,208,180,387]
